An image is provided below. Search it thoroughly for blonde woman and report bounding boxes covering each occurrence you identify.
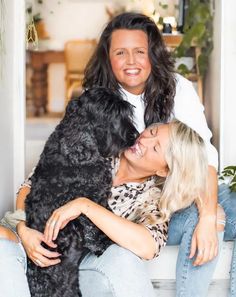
[0,120,224,297]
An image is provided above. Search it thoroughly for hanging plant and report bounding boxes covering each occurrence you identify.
[26,2,39,49]
[174,0,213,77]
[26,0,62,48]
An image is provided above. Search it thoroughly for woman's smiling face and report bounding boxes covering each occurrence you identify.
[109,29,152,95]
[124,124,170,177]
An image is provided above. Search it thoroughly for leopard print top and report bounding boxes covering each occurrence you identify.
[21,157,168,258]
[109,157,168,258]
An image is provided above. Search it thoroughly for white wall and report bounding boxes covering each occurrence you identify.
[205,0,236,170]
[35,1,110,48]
[35,0,179,48]
[0,0,25,216]
[204,0,221,154]
[34,1,110,112]
[219,0,236,169]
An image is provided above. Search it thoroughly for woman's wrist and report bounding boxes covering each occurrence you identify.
[78,198,91,217]
[197,200,217,222]
[198,214,217,224]
[16,221,27,237]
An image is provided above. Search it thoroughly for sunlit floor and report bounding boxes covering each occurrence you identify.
[25,115,61,176]
[152,280,229,297]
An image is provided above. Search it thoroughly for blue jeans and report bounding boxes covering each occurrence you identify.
[0,240,155,297]
[0,184,235,297]
[219,184,236,297]
[0,238,31,297]
[166,183,236,297]
[167,204,224,297]
[79,244,155,297]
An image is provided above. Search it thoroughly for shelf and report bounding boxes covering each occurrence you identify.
[162,34,183,47]
[162,33,203,103]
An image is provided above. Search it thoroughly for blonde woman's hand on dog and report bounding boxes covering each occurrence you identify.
[44,198,83,244]
[17,221,61,267]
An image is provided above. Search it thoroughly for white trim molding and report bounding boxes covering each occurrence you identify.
[12,0,26,196]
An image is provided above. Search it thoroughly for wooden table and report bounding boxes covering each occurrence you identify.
[28,50,65,116]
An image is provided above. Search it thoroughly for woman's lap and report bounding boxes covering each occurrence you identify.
[0,237,30,297]
[79,244,155,297]
[0,184,235,297]
[0,232,155,297]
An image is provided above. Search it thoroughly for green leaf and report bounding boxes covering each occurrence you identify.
[159,2,168,9]
[220,166,236,192]
[158,17,163,25]
[176,64,191,76]
[174,0,213,77]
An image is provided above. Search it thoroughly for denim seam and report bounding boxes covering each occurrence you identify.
[178,217,196,297]
[230,243,236,297]
[225,220,236,241]
[218,188,232,204]
[80,267,117,297]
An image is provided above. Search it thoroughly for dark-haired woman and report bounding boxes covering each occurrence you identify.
[82,12,236,296]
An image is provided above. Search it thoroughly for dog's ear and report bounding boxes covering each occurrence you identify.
[63,98,80,121]
[60,127,101,166]
[97,99,139,157]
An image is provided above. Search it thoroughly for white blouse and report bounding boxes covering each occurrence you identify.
[121,73,218,170]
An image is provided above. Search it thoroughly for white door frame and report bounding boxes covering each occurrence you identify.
[12,0,26,194]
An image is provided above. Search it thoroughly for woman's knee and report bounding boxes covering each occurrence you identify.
[0,225,19,242]
[104,244,142,267]
[96,244,147,279]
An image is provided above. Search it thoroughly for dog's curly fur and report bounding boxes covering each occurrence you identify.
[25,87,139,297]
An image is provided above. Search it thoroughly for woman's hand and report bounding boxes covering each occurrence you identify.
[44,198,84,244]
[189,215,218,266]
[17,222,61,268]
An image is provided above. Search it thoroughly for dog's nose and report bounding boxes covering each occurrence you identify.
[128,128,139,146]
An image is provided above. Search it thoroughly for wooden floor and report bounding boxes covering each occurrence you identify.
[152,280,229,297]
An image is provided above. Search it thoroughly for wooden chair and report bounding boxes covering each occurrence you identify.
[64,39,97,105]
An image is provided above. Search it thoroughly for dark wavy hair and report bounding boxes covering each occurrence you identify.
[83,12,176,126]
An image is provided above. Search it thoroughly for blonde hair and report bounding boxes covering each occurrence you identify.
[157,119,208,223]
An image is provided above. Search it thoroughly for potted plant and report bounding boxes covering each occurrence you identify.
[220,166,236,192]
[174,0,213,77]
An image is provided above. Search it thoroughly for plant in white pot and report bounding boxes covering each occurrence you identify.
[220,166,236,192]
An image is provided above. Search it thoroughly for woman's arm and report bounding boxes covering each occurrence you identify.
[44,197,157,260]
[174,75,219,265]
[16,186,30,210]
[190,165,218,266]
[174,74,218,169]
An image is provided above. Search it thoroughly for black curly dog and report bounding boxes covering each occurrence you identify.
[25,87,139,297]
